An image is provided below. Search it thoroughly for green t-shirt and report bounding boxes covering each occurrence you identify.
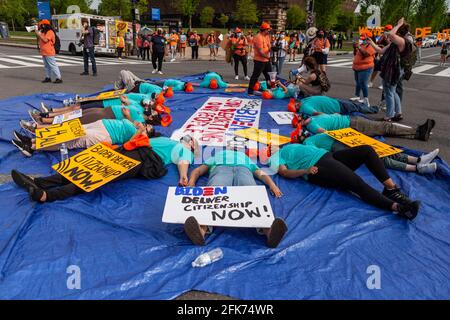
[300,96,341,117]
[163,79,185,91]
[200,72,228,88]
[111,104,145,123]
[102,93,148,107]
[303,133,335,151]
[272,87,291,99]
[306,114,351,134]
[102,119,137,145]
[150,137,194,166]
[204,150,259,173]
[138,83,163,95]
[269,144,327,180]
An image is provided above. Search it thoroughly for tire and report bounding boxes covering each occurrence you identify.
[69,43,77,56]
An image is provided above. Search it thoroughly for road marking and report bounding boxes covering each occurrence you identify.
[421,53,441,59]
[9,55,76,67]
[327,61,354,67]
[327,59,352,65]
[412,64,437,74]
[0,57,41,67]
[434,67,450,77]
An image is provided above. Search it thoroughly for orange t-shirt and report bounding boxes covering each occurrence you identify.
[232,38,247,56]
[253,33,271,62]
[313,38,330,52]
[352,44,376,71]
[39,30,56,56]
[169,34,179,46]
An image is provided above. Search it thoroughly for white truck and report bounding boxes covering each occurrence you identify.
[51,13,132,55]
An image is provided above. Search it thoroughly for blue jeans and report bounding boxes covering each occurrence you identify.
[337,99,378,114]
[207,166,256,186]
[42,56,61,80]
[353,68,372,98]
[83,47,97,74]
[277,56,286,75]
[382,79,401,118]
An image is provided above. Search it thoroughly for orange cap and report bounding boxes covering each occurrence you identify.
[39,19,50,26]
[155,93,165,105]
[384,24,393,31]
[160,114,172,127]
[235,28,242,33]
[260,22,271,30]
[164,87,174,98]
[253,81,261,91]
[185,82,194,93]
[210,78,219,89]
[287,98,297,113]
[262,90,273,100]
[360,30,373,39]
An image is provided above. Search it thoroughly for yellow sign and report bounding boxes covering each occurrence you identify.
[224,88,246,93]
[325,128,402,158]
[78,89,126,102]
[52,143,141,192]
[227,83,249,88]
[35,119,86,150]
[234,128,291,146]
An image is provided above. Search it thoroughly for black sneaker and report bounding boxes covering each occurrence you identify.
[41,78,51,83]
[80,72,89,76]
[40,102,51,113]
[415,119,435,141]
[11,139,34,157]
[397,201,420,220]
[383,186,413,206]
[266,218,288,248]
[28,185,45,203]
[11,169,38,190]
[13,130,32,145]
[53,79,63,84]
[92,73,97,77]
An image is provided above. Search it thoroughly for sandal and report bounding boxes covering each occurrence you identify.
[184,216,206,246]
[266,218,288,248]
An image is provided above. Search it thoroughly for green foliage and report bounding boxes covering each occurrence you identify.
[335,12,356,32]
[286,5,306,29]
[200,6,215,27]
[218,13,229,28]
[234,0,258,26]
[98,0,131,20]
[178,0,200,29]
[413,0,448,30]
[314,0,344,29]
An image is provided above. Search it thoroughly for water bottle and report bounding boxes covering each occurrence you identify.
[60,143,69,162]
[192,248,223,268]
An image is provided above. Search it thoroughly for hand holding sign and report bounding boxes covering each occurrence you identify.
[35,119,86,150]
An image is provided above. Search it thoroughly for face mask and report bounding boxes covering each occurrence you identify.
[237,33,242,37]
[318,34,324,38]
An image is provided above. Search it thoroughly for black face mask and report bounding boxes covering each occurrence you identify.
[318,34,324,39]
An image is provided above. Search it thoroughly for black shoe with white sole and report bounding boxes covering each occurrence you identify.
[11,139,34,157]
[20,120,36,135]
[11,169,38,190]
[397,201,421,220]
[13,130,32,145]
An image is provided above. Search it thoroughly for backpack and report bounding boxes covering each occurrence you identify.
[317,71,331,92]
[92,27,100,45]
[400,34,417,81]
[54,33,61,54]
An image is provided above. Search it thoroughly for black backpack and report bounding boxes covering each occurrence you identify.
[54,33,61,54]
[400,34,417,81]
[92,27,100,45]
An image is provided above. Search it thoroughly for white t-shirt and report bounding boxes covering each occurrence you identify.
[275,39,288,58]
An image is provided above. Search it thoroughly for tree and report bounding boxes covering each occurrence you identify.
[335,12,356,32]
[234,0,258,28]
[0,0,27,31]
[179,0,200,30]
[98,0,131,20]
[218,13,229,28]
[286,5,306,29]
[314,0,344,29]
[200,6,215,27]
[413,0,448,30]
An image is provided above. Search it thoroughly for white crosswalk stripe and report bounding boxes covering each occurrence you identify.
[0,54,180,69]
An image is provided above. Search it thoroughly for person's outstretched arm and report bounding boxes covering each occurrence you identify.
[177,160,190,186]
[253,169,283,198]
[278,165,318,179]
[188,164,209,186]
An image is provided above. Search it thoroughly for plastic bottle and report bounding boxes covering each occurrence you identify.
[60,143,69,162]
[192,248,223,268]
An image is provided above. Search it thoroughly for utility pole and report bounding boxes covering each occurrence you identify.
[131,0,139,55]
[306,0,315,29]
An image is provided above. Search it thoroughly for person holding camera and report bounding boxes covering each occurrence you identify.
[35,20,62,84]
[231,28,250,80]
[80,21,97,76]
[272,31,288,75]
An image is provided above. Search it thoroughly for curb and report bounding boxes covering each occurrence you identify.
[0,42,36,49]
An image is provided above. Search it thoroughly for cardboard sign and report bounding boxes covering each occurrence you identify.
[52,143,141,192]
[78,89,126,102]
[171,97,261,147]
[268,112,294,125]
[234,128,291,146]
[35,119,86,150]
[162,186,275,228]
[227,83,249,88]
[325,128,402,158]
[52,109,83,124]
[224,88,247,93]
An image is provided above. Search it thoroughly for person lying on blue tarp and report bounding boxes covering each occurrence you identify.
[268,143,421,220]
[183,148,287,248]
[256,80,298,100]
[302,132,439,174]
[199,72,228,89]
[10,134,199,202]
[114,70,194,93]
[294,95,379,115]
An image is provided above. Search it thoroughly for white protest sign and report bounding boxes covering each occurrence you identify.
[52,109,83,124]
[162,186,275,228]
[171,97,261,147]
[268,112,294,125]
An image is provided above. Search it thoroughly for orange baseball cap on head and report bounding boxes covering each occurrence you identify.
[235,27,242,33]
[260,22,271,30]
[262,90,273,99]
[360,31,373,39]
[39,19,50,26]
[210,78,219,89]
[384,24,393,31]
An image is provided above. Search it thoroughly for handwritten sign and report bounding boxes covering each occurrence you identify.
[224,88,246,93]
[234,128,291,146]
[162,186,275,228]
[52,109,83,124]
[52,143,141,192]
[171,97,261,147]
[325,128,402,158]
[268,112,294,125]
[35,119,86,150]
[78,89,126,102]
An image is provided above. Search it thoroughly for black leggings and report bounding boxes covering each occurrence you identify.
[248,60,272,94]
[308,145,394,211]
[152,51,164,71]
[233,54,248,76]
[191,46,199,59]
[80,100,103,110]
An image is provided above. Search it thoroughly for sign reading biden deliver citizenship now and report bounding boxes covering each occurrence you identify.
[52,143,141,192]
[171,97,261,147]
[162,186,275,228]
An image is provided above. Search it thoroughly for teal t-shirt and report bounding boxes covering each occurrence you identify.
[303,133,335,151]
[306,114,351,134]
[102,119,137,144]
[259,81,268,91]
[200,72,228,88]
[164,79,185,91]
[150,137,194,166]
[204,150,259,173]
[272,87,291,99]
[111,104,145,123]
[138,83,163,95]
[269,144,327,180]
[300,96,341,116]
[102,93,148,107]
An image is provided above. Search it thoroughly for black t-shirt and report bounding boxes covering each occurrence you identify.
[151,35,166,53]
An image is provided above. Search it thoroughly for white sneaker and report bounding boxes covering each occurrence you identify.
[378,85,383,90]
[417,162,437,174]
[152,69,157,74]
[158,71,163,75]
[363,97,370,106]
[349,96,360,101]
[419,148,439,164]
[118,57,122,60]
[170,58,175,62]
[244,76,250,80]
[235,75,239,80]
[368,82,373,88]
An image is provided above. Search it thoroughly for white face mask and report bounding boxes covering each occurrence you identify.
[237,33,242,37]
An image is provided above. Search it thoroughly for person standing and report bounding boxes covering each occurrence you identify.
[247,31,254,60]
[169,30,179,62]
[35,20,62,83]
[179,30,187,59]
[440,42,448,67]
[311,30,330,73]
[125,29,133,57]
[274,31,288,75]
[337,33,343,49]
[115,31,125,60]
[142,34,151,61]
[216,31,223,57]
[189,31,200,60]
[351,31,376,106]
[151,28,166,74]
[231,28,250,80]
[207,31,217,61]
[80,21,97,76]
[248,22,272,95]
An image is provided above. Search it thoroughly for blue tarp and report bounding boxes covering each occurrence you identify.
[0,76,449,299]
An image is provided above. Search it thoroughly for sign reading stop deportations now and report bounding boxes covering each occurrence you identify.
[35,119,86,150]
[326,128,402,158]
[52,143,141,192]
[162,186,275,228]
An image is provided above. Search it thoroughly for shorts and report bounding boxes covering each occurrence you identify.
[180,43,186,48]
[374,58,382,72]
[65,120,112,150]
[313,52,327,65]
[209,44,216,49]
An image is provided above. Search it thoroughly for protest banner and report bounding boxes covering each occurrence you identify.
[171,97,261,147]
[268,112,294,125]
[77,89,126,102]
[35,119,86,150]
[325,128,402,158]
[52,109,83,124]
[162,186,275,228]
[234,128,291,146]
[52,143,141,192]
